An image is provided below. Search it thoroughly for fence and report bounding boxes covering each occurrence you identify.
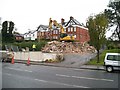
[5,45,19,52]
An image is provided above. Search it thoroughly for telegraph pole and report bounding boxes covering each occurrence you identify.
[0,17,2,50]
[0,17,2,32]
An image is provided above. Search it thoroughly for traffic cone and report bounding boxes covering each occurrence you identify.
[11,56,14,64]
[27,57,30,66]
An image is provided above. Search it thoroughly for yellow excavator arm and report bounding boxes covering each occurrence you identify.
[48,18,75,41]
[49,18,65,33]
[49,18,52,30]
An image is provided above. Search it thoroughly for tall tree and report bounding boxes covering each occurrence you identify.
[86,13,108,63]
[105,1,120,41]
[1,21,15,43]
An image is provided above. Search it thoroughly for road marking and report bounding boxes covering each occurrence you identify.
[56,74,114,82]
[34,78,90,88]
[34,79,48,83]
[3,72,90,88]
[5,67,33,72]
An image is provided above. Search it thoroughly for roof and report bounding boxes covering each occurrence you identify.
[23,17,88,34]
[106,53,120,55]
[14,34,24,37]
[64,17,88,30]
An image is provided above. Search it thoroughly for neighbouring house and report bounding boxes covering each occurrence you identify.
[24,31,36,41]
[37,16,90,43]
[14,34,24,41]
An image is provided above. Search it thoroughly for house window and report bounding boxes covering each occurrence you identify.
[56,30,58,34]
[74,27,76,32]
[71,27,73,32]
[42,32,44,36]
[64,28,66,32]
[74,35,76,39]
[68,28,70,32]
[53,30,55,34]
[53,36,55,39]
[56,36,57,39]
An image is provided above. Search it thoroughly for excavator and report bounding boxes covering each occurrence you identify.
[49,18,75,41]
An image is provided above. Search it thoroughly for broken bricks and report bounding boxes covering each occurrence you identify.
[42,41,96,53]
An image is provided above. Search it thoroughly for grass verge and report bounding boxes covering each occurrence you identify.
[86,49,120,65]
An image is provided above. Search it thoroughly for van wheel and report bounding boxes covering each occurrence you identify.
[106,66,113,72]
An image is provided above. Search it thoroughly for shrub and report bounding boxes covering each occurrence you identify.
[2,40,48,51]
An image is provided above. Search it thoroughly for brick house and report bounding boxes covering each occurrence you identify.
[14,34,24,41]
[37,17,90,43]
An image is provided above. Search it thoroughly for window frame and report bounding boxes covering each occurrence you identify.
[107,55,120,61]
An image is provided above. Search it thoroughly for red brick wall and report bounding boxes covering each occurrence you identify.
[75,27,90,43]
[37,27,90,43]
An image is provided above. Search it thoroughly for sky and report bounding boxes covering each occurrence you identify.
[0,0,111,37]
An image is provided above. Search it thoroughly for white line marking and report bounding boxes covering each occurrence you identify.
[5,67,33,72]
[56,74,71,78]
[34,79,48,83]
[34,78,89,88]
[56,74,114,82]
[3,72,90,88]
[71,76,114,82]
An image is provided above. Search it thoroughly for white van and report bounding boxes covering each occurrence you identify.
[104,53,120,72]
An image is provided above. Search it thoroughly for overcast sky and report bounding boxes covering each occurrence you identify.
[1,0,111,36]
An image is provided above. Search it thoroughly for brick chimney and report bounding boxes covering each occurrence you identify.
[70,16,74,20]
[61,18,65,25]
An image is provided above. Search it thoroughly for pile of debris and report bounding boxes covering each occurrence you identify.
[41,41,96,53]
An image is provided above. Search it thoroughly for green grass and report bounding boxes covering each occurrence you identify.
[86,49,120,65]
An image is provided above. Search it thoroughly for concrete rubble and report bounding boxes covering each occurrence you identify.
[42,41,96,54]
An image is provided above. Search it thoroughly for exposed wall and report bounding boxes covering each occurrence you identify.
[14,52,57,62]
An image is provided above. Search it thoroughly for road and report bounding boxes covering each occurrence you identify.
[2,62,120,88]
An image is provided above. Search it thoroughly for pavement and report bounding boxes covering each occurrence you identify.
[13,59,105,71]
[3,51,105,71]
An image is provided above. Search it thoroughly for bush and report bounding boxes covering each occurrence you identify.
[2,40,48,51]
[106,41,120,49]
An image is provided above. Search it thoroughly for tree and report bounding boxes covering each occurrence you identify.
[1,21,15,43]
[86,13,108,63]
[105,1,120,41]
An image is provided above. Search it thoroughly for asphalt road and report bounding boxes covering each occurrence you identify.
[2,62,120,88]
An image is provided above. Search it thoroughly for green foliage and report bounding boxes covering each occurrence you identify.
[86,13,108,63]
[86,13,108,49]
[1,21,15,43]
[104,1,120,41]
[13,41,47,51]
[106,40,120,49]
[87,49,120,65]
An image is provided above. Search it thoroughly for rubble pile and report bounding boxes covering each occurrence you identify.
[41,41,96,53]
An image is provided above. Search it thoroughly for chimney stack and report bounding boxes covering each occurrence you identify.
[61,18,65,25]
[70,16,74,20]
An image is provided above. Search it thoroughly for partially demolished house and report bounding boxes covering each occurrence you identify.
[37,16,90,43]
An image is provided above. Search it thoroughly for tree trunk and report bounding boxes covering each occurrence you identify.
[97,49,100,63]
[117,22,120,41]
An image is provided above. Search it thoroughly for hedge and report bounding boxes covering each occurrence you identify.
[2,40,48,51]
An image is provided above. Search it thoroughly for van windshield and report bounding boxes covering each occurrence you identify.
[107,55,120,61]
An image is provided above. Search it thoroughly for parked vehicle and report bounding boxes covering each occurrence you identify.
[104,53,120,72]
